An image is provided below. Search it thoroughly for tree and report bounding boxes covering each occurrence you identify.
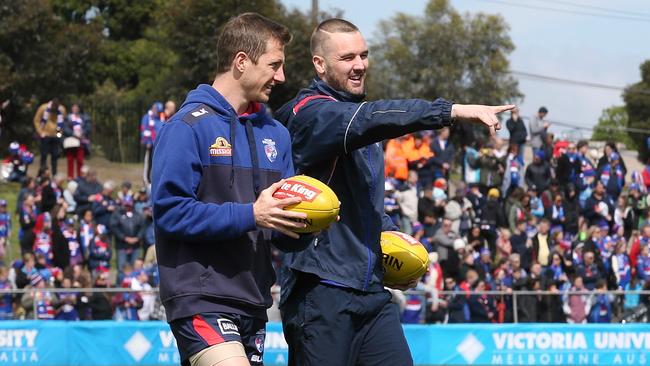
[367,0,521,105]
[623,60,650,163]
[0,0,103,144]
[591,106,635,149]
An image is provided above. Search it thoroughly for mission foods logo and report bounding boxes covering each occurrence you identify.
[209,137,232,157]
[274,180,321,202]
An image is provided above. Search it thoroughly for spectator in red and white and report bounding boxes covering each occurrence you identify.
[630,224,650,270]
[562,276,592,324]
[62,103,91,180]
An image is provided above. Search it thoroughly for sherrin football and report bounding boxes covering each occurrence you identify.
[380,231,429,286]
[272,175,340,233]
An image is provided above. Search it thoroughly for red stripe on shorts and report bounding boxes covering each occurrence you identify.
[192,315,225,345]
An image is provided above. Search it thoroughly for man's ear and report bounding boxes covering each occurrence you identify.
[312,55,326,76]
[234,51,248,73]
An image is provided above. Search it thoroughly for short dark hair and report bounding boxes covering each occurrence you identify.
[310,18,359,56]
[215,13,291,75]
[538,106,548,114]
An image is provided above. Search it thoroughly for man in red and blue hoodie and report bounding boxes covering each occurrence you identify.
[152,13,312,366]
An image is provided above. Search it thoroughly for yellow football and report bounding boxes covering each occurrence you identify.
[380,231,429,286]
[272,175,340,233]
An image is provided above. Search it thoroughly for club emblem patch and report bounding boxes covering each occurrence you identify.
[262,138,277,162]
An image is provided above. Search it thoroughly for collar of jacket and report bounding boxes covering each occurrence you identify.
[311,77,366,103]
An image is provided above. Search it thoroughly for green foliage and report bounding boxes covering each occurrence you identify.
[367,0,521,106]
[623,60,650,163]
[592,106,636,149]
[0,0,103,146]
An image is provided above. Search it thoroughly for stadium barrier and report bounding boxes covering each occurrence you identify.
[0,321,650,365]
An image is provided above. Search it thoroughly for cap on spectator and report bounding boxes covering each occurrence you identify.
[103,180,115,191]
[428,252,439,264]
[0,200,6,207]
[480,247,491,256]
[538,106,548,114]
[139,186,147,193]
[488,188,500,199]
[63,217,75,226]
[433,178,447,189]
[583,168,595,178]
[122,197,134,207]
[534,150,545,160]
[122,180,132,189]
[453,238,466,251]
[630,183,640,191]
[8,142,19,155]
[610,152,620,161]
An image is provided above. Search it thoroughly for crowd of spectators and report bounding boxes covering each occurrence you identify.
[3,104,650,325]
[0,99,170,321]
[383,108,650,324]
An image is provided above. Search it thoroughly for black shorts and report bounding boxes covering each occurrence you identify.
[169,312,266,365]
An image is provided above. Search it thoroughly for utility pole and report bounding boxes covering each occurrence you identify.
[312,0,319,27]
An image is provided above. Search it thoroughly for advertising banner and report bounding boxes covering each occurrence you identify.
[0,321,648,365]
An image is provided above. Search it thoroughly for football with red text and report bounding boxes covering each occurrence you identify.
[272,175,340,233]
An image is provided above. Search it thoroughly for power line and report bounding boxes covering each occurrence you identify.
[509,70,650,96]
[478,0,650,23]
[542,0,650,19]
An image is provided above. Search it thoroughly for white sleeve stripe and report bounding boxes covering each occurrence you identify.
[343,102,367,154]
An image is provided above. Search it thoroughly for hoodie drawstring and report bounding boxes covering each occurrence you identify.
[229,116,236,189]
[244,120,261,197]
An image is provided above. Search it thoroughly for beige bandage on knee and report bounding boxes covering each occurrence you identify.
[189,341,247,366]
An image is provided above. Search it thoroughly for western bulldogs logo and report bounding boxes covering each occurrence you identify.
[254,331,265,353]
[262,138,277,162]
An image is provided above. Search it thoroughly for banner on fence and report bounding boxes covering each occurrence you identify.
[0,321,648,365]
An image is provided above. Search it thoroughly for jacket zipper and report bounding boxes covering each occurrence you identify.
[363,145,376,291]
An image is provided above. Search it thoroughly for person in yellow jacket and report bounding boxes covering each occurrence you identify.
[33,98,66,175]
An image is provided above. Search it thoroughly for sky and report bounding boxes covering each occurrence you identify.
[281,0,650,140]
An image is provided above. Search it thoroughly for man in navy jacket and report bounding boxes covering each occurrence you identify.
[152,13,311,366]
[275,18,514,366]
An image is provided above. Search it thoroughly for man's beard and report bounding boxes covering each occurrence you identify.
[328,73,365,97]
